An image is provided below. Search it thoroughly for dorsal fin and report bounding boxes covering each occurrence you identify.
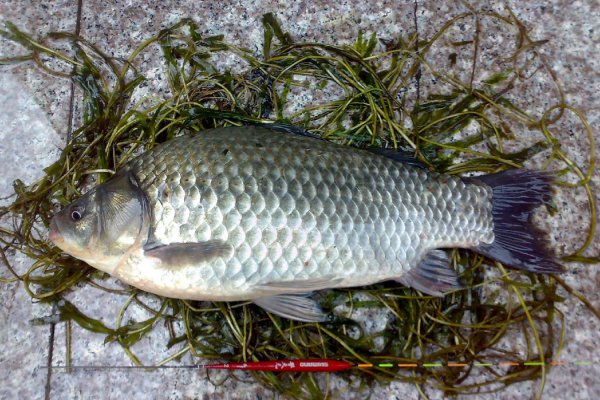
[254,123,324,140]
[254,123,427,169]
[365,147,427,170]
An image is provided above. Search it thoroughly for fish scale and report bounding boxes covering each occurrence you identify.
[123,126,494,298]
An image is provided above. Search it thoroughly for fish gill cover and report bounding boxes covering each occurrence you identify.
[0,8,598,400]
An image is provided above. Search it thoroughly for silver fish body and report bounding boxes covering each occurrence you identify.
[50,126,562,321]
[127,127,493,296]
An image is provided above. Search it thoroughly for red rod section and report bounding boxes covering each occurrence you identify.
[204,359,353,372]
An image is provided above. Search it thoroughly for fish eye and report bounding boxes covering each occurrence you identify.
[70,208,83,221]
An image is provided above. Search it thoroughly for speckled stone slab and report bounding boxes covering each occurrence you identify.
[0,4,76,398]
[0,1,78,137]
[0,1,598,399]
[0,74,64,400]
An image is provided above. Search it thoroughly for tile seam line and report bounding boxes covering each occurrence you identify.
[413,0,420,104]
[46,3,84,399]
[43,316,55,400]
[66,0,83,143]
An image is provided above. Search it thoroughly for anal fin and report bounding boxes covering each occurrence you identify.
[396,250,463,296]
[253,294,327,322]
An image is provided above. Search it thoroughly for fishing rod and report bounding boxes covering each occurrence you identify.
[45,359,587,372]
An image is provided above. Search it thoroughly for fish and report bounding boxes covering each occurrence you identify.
[49,125,563,322]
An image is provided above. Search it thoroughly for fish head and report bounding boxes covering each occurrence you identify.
[49,170,150,274]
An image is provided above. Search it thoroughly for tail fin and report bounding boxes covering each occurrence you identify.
[473,170,564,274]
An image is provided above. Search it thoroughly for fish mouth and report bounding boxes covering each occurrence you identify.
[48,218,63,245]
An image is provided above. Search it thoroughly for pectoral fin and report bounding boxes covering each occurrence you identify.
[396,250,463,296]
[253,294,327,322]
[144,240,233,267]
